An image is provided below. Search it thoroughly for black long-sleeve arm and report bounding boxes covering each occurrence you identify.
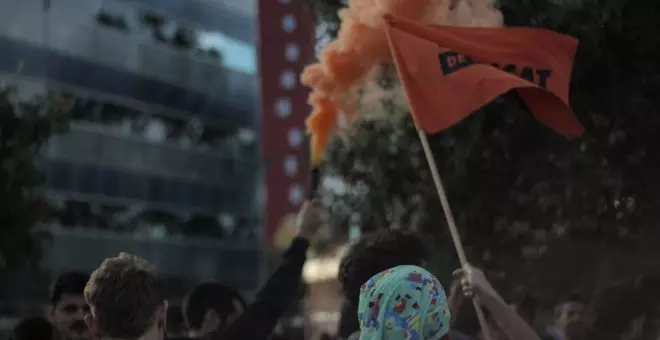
[205,237,309,340]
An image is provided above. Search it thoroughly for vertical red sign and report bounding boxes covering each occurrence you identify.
[258,0,315,247]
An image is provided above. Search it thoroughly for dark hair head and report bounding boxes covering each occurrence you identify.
[338,229,429,306]
[559,293,587,306]
[182,281,246,330]
[13,316,56,340]
[50,271,89,306]
[84,253,164,339]
[554,293,587,320]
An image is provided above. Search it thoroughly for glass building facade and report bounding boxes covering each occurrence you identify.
[0,0,263,311]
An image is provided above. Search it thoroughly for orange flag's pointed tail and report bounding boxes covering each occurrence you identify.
[384,14,584,138]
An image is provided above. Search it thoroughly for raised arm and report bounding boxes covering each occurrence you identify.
[455,265,542,340]
[207,200,324,340]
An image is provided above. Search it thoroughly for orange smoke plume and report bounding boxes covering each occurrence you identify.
[302,0,503,166]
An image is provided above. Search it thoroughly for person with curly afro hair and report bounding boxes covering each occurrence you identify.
[337,229,429,338]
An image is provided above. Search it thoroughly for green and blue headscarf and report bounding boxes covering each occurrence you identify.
[358,265,451,340]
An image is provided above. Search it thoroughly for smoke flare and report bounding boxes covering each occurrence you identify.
[302,0,503,165]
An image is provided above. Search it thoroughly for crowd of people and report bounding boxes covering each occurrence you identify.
[10,200,598,340]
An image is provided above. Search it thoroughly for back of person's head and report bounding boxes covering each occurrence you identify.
[84,253,165,340]
[182,281,246,333]
[338,229,429,306]
[357,265,450,340]
[13,316,57,340]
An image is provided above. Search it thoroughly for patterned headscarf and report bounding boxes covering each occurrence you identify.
[358,265,451,340]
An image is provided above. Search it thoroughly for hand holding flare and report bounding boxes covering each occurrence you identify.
[306,94,337,165]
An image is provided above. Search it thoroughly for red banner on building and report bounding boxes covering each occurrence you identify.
[258,0,315,247]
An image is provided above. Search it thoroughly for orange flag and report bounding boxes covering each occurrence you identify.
[384,14,584,138]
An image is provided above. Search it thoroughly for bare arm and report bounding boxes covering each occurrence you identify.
[479,292,541,340]
[456,265,542,340]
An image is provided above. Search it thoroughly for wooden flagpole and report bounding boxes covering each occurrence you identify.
[416,129,493,340]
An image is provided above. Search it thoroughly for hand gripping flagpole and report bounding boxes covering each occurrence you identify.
[416,129,494,340]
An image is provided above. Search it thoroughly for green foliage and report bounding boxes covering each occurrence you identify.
[0,87,71,273]
[309,0,660,267]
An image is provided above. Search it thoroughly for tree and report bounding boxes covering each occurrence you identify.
[307,0,660,289]
[0,86,71,274]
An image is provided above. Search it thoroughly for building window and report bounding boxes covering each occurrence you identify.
[289,184,303,205]
[285,43,300,62]
[288,128,303,147]
[60,91,248,154]
[138,10,257,74]
[283,155,298,177]
[275,97,292,118]
[280,70,297,90]
[281,15,297,33]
